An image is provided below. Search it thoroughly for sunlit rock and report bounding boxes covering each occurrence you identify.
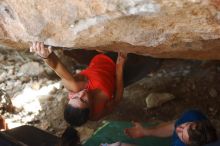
[19,62,44,76]
[145,92,175,109]
[0,0,220,59]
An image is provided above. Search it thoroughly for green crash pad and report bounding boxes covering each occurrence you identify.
[84,121,171,146]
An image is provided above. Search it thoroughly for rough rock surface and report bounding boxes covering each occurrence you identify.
[0,0,220,59]
[145,92,175,109]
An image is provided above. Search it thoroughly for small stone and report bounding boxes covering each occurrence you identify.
[157,73,162,77]
[8,68,14,75]
[49,87,58,94]
[31,82,41,90]
[209,107,214,112]
[145,93,175,109]
[20,76,30,83]
[0,54,4,62]
[147,73,154,77]
[161,70,166,74]
[208,107,218,116]
[183,70,190,76]
[0,71,7,81]
[38,95,53,103]
[76,69,82,74]
[19,62,44,76]
[77,127,94,142]
[39,120,50,130]
[209,88,218,98]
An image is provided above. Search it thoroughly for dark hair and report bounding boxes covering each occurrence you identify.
[187,120,217,146]
[60,126,81,146]
[64,104,90,127]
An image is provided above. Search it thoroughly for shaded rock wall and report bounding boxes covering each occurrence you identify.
[0,0,220,60]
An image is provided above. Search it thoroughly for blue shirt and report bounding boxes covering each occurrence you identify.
[171,109,207,146]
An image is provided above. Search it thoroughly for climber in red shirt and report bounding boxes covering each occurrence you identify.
[30,42,126,127]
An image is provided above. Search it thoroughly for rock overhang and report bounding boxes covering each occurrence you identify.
[0,0,220,60]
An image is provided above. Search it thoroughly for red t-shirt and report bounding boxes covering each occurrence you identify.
[80,54,116,99]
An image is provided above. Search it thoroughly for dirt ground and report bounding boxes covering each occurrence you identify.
[0,47,220,141]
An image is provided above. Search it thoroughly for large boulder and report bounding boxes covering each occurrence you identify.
[0,0,220,60]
